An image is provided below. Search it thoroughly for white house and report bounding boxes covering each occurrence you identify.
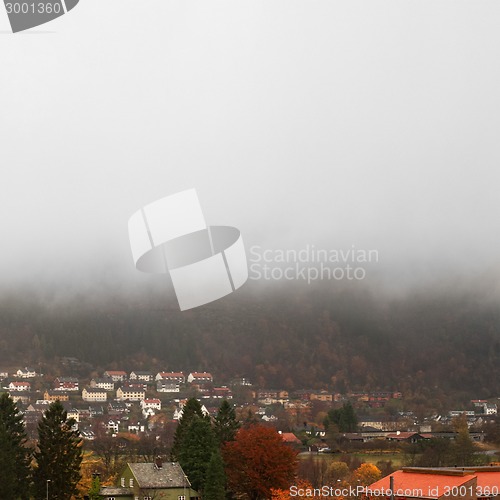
[187,372,213,384]
[128,422,145,433]
[142,408,156,418]
[484,403,498,415]
[90,377,114,391]
[104,370,127,382]
[174,402,209,420]
[66,408,80,423]
[16,367,36,378]
[262,415,278,422]
[106,419,119,434]
[155,372,185,383]
[449,410,475,417]
[9,381,30,391]
[141,398,161,411]
[129,371,153,382]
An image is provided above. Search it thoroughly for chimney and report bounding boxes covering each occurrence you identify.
[154,456,163,469]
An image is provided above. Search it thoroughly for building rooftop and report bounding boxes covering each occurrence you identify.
[129,461,191,489]
[367,469,476,499]
[99,486,132,496]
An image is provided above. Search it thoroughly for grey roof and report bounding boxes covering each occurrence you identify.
[99,486,132,496]
[129,462,191,489]
[109,401,127,408]
[56,377,79,383]
[120,386,145,392]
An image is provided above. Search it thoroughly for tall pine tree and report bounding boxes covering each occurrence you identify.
[203,449,226,500]
[178,415,217,494]
[325,402,357,432]
[33,400,82,500]
[0,393,31,499]
[213,399,240,445]
[171,398,208,460]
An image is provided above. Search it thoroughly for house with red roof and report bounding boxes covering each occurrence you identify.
[366,467,500,500]
[366,468,477,500]
[141,398,161,411]
[8,381,30,391]
[464,467,500,500]
[386,432,424,443]
[155,372,185,383]
[212,387,233,399]
[187,372,213,383]
[53,377,79,391]
[279,432,302,447]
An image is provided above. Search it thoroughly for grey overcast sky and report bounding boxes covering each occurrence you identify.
[0,1,499,292]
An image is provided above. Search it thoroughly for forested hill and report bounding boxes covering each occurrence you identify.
[0,280,499,406]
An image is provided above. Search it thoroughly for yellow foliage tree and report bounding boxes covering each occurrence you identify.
[326,461,350,483]
[351,463,382,486]
[74,451,106,499]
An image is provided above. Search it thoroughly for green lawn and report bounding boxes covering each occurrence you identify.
[299,451,405,467]
[347,452,405,467]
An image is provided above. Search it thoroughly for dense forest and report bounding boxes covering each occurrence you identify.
[0,279,499,408]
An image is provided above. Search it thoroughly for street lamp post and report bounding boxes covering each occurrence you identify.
[46,479,51,500]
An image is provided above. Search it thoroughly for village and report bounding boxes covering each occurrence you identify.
[1,364,497,447]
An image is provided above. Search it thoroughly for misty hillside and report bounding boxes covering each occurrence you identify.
[0,281,499,408]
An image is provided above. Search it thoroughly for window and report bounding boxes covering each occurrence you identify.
[178,496,186,500]
[120,477,125,487]
[144,497,153,500]
[129,478,134,487]
[107,497,115,500]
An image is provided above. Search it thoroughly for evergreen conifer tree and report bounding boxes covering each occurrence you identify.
[177,415,217,493]
[213,399,240,445]
[0,393,31,499]
[33,400,82,500]
[88,473,101,500]
[171,398,208,460]
[203,449,226,500]
[325,402,357,432]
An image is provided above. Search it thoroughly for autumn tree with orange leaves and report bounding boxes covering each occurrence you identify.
[272,480,318,500]
[351,463,382,486]
[222,425,297,500]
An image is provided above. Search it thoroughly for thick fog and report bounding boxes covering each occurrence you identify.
[1,1,499,297]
